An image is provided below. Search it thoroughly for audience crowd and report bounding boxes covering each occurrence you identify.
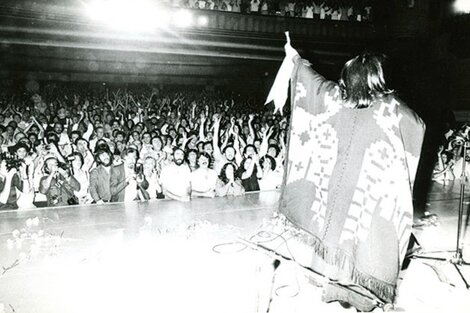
[0,82,287,210]
[173,0,374,22]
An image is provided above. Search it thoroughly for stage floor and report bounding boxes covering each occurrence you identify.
[0,185,469,312]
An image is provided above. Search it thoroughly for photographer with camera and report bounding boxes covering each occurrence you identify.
[110,148,148,202]
[0,154,26,210]
[39,156,80,207]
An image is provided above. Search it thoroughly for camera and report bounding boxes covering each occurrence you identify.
[57,162,70,171]
[135,163,143,175]
[0,152,22,171]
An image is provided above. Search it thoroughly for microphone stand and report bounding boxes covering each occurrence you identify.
[412,141,470,289]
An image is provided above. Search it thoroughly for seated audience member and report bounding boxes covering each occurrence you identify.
[0,156,26,210]
[258,155,282,190]
[160,147,191,202]
[110,148,149,202]
[215,162,244,197]
[190,152,218,198]
[89,147,113,204]
[238,155,262,192]
[39,156,80,207]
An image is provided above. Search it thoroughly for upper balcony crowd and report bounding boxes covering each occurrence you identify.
[172,0,374,22]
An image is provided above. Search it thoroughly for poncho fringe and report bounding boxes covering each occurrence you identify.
[284,215,396,303]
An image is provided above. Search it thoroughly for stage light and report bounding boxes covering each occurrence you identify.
[172,9,193,28]
[454,0,470,13]
[85,0,168,32]
[197,15,209,27]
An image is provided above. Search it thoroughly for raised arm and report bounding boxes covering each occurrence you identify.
[199,113,207,142]
[212,114,222,158]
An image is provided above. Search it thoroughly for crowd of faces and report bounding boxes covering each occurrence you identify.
[0,82,288,209]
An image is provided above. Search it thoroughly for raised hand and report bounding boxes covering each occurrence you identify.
[284,31,299,61]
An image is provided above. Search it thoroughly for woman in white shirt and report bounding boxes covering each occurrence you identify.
[258,155,282,191]
[191,152,218,198]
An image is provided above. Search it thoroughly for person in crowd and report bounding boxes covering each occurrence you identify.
[75,137,95,172]
[238,154,262,192]
[258,155,282,190]
[432,146,455,184]
[215,162,244,197]
[110,148,149,202]
[160,147,191,202]
[212,115,241,173]
[69,151,92,204]
[12,142,35,208]
[0,155,26,210]
[451,145,470,182]
[143,156,164,200]
[90,126,109,152]
[186,149,199,172]
[39,156,80,207]
[89,147,113,204]
[190,152,218,198]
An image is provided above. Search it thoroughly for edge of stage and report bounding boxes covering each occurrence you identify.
[0,186,469,313]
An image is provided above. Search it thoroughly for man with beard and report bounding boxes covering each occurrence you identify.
[89,147,113,204]
[160,147,191,202]
[110,148,149,202]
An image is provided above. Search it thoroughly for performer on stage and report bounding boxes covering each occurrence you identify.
[268,34,426,310]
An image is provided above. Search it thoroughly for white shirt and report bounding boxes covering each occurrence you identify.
[73,168,90,200]
[160,163,191,198]
[259,170,283,191]
[124,164,138,202]
[145,171,160,199]
[190,168,218,193]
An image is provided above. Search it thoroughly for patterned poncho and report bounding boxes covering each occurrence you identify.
[278,56,425,304]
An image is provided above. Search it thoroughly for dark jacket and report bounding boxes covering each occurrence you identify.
[110,163,149,202]
[39,173,80,207]
[89,165,112,202]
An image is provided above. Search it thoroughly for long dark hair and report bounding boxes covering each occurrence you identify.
[219,162,238,184]
[339,53,393,109]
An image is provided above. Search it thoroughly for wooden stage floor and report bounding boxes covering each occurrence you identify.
[0,185,469,312]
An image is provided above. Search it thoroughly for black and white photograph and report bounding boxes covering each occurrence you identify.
[0,0,469,312]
